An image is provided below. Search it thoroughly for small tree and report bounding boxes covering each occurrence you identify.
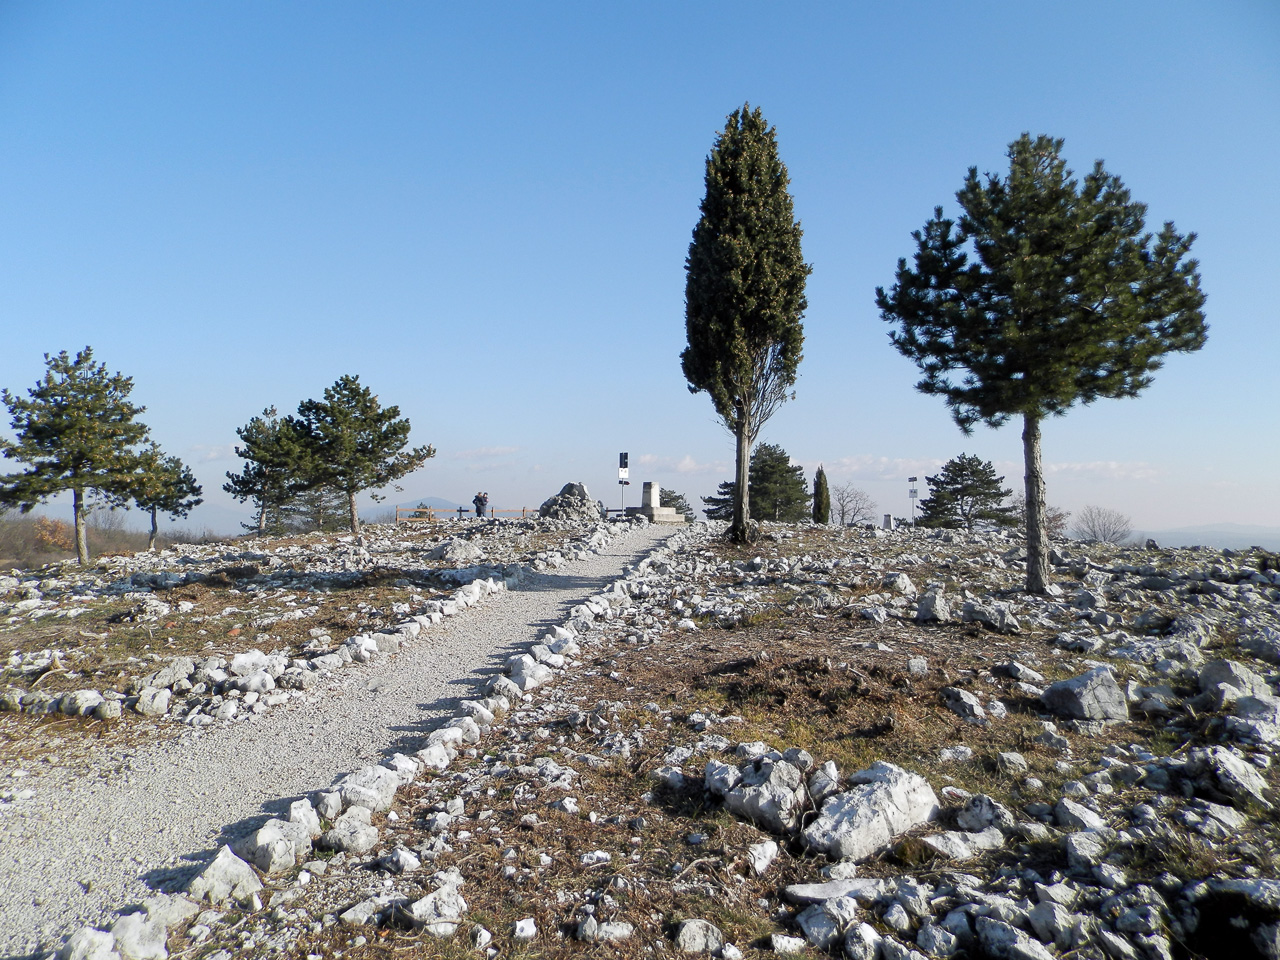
[131,442,204,551]
[701,481,735,521]
[224,407,299,535]
[0,348,151,564]
[280,484,349,533]
[917,454,1016,531]
[830,483,876,526]
[682,104,810,544]
[877,134,1206,592]
[1073,505,1132,544]
[702,442,811,524]
[812,465,830,524]
[660,489,697,522]
[289,375,434,542]
[1010,493,1070,539]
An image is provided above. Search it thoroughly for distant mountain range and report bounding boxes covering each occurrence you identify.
[1134,523,1280,552]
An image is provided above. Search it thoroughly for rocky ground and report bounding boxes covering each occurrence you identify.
[8,519,1280,960]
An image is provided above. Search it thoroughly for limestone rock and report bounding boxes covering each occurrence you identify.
[188,846,263,905]
[802,761,939,861]
[674,918,724,953]
[919,826,1004,860]
[722,758,805,833]
[338,765,400,812]
[539,483,605,522]
[109,913,167,960]
[1041,667,1128,722]
[60,929,120,960]
[319,806,379,854]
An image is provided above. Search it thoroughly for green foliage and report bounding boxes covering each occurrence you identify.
[701,481,735,522]
[704,443,811,524]
[812,465,830,524]
[279,485,349,534]
[916,454,1015,531]
[223,407,298,534]
[0,347,151,564]
[682,104,810,542]
[131,442,203,550]
[287,375,435,539]
[877,133,1207,432]
[659,488,697,522]
[877,133,1206,590]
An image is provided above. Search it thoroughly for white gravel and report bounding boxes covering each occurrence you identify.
[0,522,676,955]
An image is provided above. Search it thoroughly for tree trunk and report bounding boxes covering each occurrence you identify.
[147,506,159,552]
[348,489,362,543]
[729,419,753,544]
[256,501,268,535]
[73,487,89,565]
[1022,413,1049,594]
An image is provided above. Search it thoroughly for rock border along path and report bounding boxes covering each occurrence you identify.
[0,521,677,956]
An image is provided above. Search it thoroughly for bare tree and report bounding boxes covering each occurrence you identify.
[1010,494,1070,539]
[830,482,876,526]
[1073,505,1133,544]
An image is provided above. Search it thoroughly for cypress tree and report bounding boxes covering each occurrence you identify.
[682,104,810,544]
[877,134,1206,592]
[812,465,830,524]
[0,348,150,564]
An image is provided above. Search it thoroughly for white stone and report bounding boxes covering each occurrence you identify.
[187,846,263,905]
[802,762,939,861]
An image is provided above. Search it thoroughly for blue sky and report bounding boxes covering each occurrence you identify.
[1,1,1277,535]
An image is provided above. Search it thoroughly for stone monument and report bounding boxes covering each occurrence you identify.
[626,482,686,524]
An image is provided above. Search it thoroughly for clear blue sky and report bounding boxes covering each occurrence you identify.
[1,1,1277,535]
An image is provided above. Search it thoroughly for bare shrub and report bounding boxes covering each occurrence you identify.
[1073,504,1133,543]
[830,483,877,526]
[1010,494,1071,539]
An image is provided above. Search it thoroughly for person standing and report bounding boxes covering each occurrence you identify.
[473,491,489,519]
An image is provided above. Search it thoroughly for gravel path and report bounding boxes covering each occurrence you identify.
[0,523,675,956]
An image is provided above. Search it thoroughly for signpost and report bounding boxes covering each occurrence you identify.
[908,476,918,528]
[618,452,630,511]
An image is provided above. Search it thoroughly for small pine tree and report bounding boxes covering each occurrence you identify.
[0,348,151,564]
[701,481,735,521]
[703,443,811,524]
[682,105,810,543]
[224,407,302,535]
[917,454,1016,531]
[130,442,203,551]
[812,465,830,524]
[659,489,697,522]
[279,485,349,534]
[289,375,435,542]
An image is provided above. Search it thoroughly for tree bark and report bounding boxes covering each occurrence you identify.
[147,506,159,552]
[347,489,362,543]
[1022,413,1049,594]
[729,417,753,544]
[256,501,267,535]
[73,487,89,566]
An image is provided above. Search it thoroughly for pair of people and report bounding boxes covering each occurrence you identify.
[472,491,489,518]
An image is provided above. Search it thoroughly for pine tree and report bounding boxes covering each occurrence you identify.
[223,407,298,535]
[701,481,735,521]
[0,348,150,564]
[812,465,830,524]
[877,134,1206,592]
[682,104,810,544]
[659,489,697,522]
[289,375,434,542]
[279,484,349,533]
[130,443,203,551]
[916,454,1015,531]
[705,443,810,525]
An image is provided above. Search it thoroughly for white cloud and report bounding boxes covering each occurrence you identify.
[819,455,946,481]
[190,443,238,463]
[637,453,730,475]
[1043,460,1161,482]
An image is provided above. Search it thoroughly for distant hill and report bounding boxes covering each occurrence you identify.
[1135,522,1280,552]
